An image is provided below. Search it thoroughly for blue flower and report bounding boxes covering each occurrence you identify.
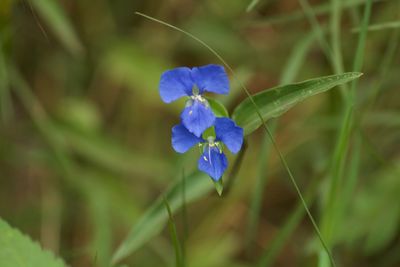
[171,117,243,181]
[159,64,229,137]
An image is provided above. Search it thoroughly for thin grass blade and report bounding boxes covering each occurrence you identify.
[163,197,184,267]
[30,0,83,55]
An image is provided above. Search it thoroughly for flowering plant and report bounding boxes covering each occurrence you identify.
[160,64,244,183]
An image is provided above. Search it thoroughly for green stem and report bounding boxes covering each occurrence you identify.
[163,197,184,267]
[257,174,320,267]
[245,122,276,249]
[319,1,373,266]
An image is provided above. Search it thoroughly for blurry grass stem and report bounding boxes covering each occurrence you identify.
[135,11,336,267]
[257,175,320,267]
[181,169,187,266]
[245,131,273,250]
[163,197,184,267]
[248,0,380,26]
[224,141,247,195]
[0,39,13,122]
[246,0,260,12]
[319,1,372,266]
[352,20,400,32]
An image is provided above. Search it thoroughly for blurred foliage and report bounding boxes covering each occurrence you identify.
[1,0,400,267]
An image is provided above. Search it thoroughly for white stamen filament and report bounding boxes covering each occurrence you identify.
[202,137,223,167]
[190,94,207,104]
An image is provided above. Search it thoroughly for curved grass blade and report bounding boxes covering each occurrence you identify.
[111,172,211,264]
[0,218,67,267]
[232,72,362,135]
[352,20,400,32]
[30,0,83,55]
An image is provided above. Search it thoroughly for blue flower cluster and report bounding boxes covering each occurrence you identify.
[159,64,244,181]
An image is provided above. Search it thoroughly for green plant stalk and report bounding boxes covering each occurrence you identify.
[163,197,184,267]
[181,170,187,267]
[330,0,345,78]
[245,123,276,249]
[89,191,111,267]
[364,28,400,107]
[246,0,260,12]
[319,1,373,266]
[336,132,362,234]
[298,0,347,99]
[257,174,320,267]
[224,141,247,194]
[321,107,354,244]
[134,12,337,267]
[250,0,378,26]
[298,0,332,61]
[0,38,12,122]
[352,20,400,32]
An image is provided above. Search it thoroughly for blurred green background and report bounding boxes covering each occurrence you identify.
[1,0,400,266]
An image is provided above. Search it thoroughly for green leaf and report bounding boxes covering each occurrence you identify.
[30,0,83,55]
[206,98,229,117]
[232,72,362,135]
[111,171,212,265]
[0,218,68,267]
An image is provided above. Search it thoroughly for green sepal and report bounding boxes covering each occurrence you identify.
[213,178,224,196]
[202,126,216,141]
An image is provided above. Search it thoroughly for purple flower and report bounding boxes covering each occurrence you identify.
[171,117,243,181]
[159,64,229,137]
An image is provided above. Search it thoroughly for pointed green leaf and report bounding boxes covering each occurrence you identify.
[0,218,68,267]
[232,72,362,135]
[112,171,212,264]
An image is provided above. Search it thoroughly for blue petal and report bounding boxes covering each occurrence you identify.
[198,147,228,181]
[215,118,243,154]
[171,124,203,153]
[159,67,193,103]
[191,64,229,95]
[181,100,215,137]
